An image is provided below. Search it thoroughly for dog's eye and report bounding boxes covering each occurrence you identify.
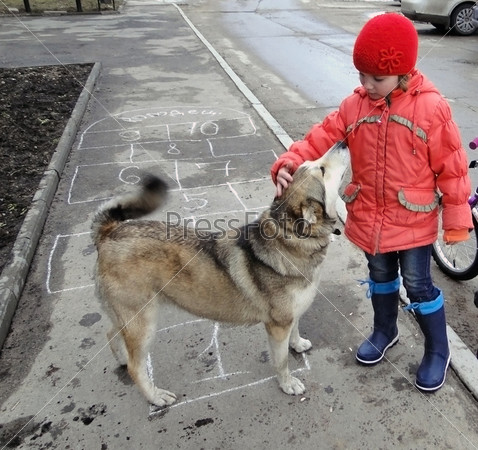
[320,166,325,176]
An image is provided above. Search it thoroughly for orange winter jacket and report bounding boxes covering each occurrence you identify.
[271,69,472,255]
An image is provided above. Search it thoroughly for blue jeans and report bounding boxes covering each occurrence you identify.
[365,245,440,303]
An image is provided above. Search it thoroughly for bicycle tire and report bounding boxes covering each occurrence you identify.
[432,209,478,280]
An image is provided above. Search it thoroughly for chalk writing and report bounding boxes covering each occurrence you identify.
[121,109,220,123]
[195,160,236,177]
[119,166,141,185]
[118,130,141,142]
[167,142,180,154]
[182,192,208,212]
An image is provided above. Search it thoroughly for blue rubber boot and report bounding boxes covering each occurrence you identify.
[356,277,401,365]
[405,291,450,392]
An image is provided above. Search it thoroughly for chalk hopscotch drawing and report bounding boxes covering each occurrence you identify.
[67,106,278,204]
[67,154,276,204]
[47,106,309,407]
[147,321,310,417]
[76,106,258,152]
[46,232,95,294]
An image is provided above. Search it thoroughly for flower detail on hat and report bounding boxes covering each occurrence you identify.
[378,47,404,74]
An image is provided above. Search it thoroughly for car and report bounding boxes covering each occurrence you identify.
[401,0,478,36]
[472,4,478,27]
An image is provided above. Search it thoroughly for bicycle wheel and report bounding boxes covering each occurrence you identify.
[432,209,478,280]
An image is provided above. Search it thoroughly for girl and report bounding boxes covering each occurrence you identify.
[271,13,472,392]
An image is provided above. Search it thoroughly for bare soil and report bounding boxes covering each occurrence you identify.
[0,64,93,272]
[0,0,119,14]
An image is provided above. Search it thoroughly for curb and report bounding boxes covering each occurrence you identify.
[448,325,478,400]
[0,61,101,348]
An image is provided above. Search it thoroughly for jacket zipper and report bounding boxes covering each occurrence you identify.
[373,104,390,254]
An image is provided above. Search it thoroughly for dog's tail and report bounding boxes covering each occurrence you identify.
[91,174,168,246]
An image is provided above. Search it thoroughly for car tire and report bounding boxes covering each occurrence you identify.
[451,3,477,36]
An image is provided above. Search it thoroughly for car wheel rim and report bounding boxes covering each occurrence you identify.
[456,9,475,33]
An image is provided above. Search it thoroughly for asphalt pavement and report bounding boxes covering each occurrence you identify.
[1,1,478,449]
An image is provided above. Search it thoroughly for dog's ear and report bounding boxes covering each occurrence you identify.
[301,204,317,225]
[301,199,325,224]
[294,201,323,237]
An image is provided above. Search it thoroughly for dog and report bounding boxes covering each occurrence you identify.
[91,141,349,407]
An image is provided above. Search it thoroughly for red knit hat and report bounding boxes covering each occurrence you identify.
[353,13,418,75]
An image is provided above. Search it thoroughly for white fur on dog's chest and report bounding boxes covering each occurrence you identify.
[292,270,322,316]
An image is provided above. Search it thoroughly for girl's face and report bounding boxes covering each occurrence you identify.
[359,73,399,100]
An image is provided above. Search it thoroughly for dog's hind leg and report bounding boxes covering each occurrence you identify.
[265,322,306,395]
[289,319,312,353]
[121,308,177,407]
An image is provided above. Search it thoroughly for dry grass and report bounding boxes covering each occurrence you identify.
[0,0,121,13]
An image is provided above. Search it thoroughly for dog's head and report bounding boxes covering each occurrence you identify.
[272,141,350,239]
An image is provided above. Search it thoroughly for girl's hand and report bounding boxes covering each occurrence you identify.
[275,163,293,197]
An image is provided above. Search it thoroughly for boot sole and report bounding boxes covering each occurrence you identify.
[355,334,399,365]
[415,354,451,392]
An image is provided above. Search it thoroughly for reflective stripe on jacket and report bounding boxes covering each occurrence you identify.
[270,69,472,254]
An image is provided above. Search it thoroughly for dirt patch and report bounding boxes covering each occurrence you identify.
[0,0,119,14]
[0,64,93,273]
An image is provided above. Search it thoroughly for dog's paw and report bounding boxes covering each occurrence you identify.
[290,337,312,353]
[279,376,305,396]
[150,388,177,407]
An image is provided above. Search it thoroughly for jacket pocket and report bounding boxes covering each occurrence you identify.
[398,188,440,212]
[341,182,361,203]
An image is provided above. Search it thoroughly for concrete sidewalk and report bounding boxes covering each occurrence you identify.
[0,2,478,448]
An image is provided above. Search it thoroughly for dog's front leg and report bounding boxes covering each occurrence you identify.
[289,319,312,353]
[265,322,305,395]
